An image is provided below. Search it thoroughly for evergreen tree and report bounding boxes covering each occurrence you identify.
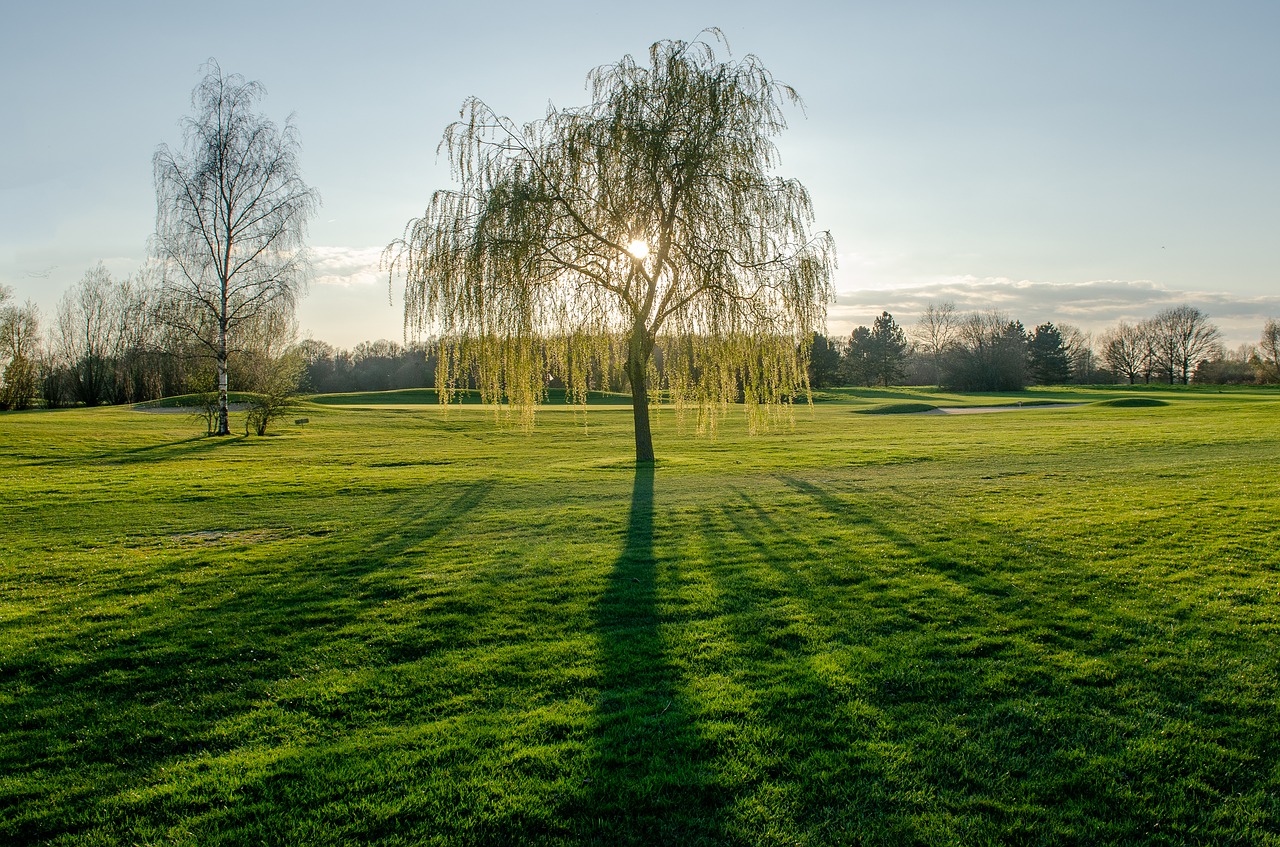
[842,326,874,386]
[807,332,844,388]
[867,311,909,387]
[944,312,1028,391]
[1028,322,1072,385]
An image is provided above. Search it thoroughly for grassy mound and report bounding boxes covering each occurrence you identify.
[853,401,938,414]
[308,387,453,405]
[309,387,632,406]
[1091,397,1169,408]
[132,393,256,409]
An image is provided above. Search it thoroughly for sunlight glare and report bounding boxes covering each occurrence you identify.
[627,239,650,260]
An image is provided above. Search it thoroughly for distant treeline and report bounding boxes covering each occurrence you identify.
[4,272,1279,412]
[809,305,1280,391]
[0,265,302,411]
[299,339,433,395]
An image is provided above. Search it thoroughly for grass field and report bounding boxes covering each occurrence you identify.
[2,386,1278,845]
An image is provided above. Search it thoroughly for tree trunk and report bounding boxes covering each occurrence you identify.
[627,361,655,464]
[625,324,655,464]
[216,317,230,436]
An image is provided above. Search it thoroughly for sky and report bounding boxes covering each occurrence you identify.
[2,0,1277,350]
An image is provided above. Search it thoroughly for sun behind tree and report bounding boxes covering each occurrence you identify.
[386,30,834,462]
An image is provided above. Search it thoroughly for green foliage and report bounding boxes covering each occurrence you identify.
[946,314,1030,391]
[806,332,843,389]
[843,313,908,388]
[2,388,1278,844]
[243,347,308,436]
[869,311,909,387]
[841,324,874,386]
[388,31,834,459]
[1028,322,1072,385]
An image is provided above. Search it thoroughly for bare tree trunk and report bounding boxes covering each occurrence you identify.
[627,365,655,464]
[216,316,230,436]
[626,325,655,464]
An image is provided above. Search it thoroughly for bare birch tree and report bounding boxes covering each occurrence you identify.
[153,61,318,435]
[387,32,834,462]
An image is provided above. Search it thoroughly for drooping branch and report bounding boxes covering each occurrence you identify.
[387,32,834,453]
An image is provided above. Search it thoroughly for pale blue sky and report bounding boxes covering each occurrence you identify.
[3,0,1277,348]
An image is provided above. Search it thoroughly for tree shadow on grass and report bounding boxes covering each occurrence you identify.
[575,463,735,845]
[765,473,1276,844]
[14,434,242,469]
[0,481,498,845]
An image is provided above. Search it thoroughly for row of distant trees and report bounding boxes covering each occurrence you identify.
[299,339,432,394]
[5,283,1279,413]
[0,269,439,411]
[0,268,283,411]
[808,304,1280,391]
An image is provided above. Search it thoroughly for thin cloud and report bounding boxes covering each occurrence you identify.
[309,245,385,288]
[830,277,1278,346]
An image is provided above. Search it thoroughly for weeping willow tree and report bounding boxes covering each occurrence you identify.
[387,32,834,462]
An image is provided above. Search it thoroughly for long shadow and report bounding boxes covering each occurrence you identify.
[577,464,733,845]
[0,481,498,845]
[12,434,237,469]
[768,472,1280,843]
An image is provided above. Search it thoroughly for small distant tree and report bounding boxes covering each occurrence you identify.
[1058,323,1099,383]
[112,265,171,405]
[866,311,909,387]
[842,325,874,387]
[1257,318,1280,383]
[0,288,41,411]
[387,32,834,462]
[945,312,1028,391]
[153,61,319,436]
[55,264,123,406]
[1147,305,1222,385]
[244,346,307,436]
[1102,322,1147,385]
[194,390,223,436]
[914,301,958,389]
[1028,322,1072,385]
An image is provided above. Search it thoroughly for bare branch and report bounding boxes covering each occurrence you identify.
[152,61,318,434]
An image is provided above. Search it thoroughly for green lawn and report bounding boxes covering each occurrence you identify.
[2,387,1278,845]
